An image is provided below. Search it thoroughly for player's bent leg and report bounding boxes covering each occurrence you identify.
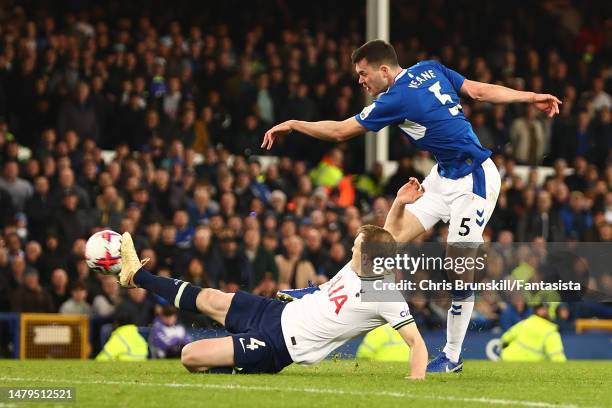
[390,186,447,242]
[385,207,428,242]
[196,288,234,326]
[387,165,447,242]
[120,232,235,324]
[130,271,234,325]
[181,337,234,373]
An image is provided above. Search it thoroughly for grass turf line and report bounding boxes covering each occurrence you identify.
[0,360,610,408]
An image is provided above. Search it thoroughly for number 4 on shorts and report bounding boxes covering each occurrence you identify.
[246,338,266,350]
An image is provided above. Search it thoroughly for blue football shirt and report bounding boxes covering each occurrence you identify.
[355,60,491,179]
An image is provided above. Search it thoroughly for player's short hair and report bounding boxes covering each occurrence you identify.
[357,225,397,276]
[358,224,395,244]
[351,40,398,67]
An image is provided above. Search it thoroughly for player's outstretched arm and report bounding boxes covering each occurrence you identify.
[261,117,366,150]
[397,323,427,380]
[460,79,561,118]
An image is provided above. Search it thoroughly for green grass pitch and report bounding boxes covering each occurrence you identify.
[1,360,610,408]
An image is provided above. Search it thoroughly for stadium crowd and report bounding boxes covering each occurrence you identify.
[0,0,610,354]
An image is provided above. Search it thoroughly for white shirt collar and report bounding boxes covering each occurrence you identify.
[394,69,407,81]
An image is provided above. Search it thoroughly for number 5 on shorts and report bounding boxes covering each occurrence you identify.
[459,217,471,237]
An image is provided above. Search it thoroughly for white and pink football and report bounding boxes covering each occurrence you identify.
[85,230,122,275]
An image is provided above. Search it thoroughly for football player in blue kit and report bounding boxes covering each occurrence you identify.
[262,40,561,372]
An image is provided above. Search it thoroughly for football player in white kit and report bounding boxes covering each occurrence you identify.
[116,179,427,378]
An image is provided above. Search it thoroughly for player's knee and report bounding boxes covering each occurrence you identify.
[195,288,215,312]
[181,343,200,370]
[196,288,228,314]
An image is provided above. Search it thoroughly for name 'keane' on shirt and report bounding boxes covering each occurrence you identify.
[407,69,437,88]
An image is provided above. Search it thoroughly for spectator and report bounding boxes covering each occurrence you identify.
[59,281,92,315]
[149,305,191,359]
[472,287,503,331]
[24,240,43,280]
[472,111,496,152]
[565,157,589,192]
[163,77,183,123]
[588,107,611,169]
[94,186,124,232]
[10,268,54,313]
[584,77,611,112]
[309,148,344,188]
[276,235,316,290]
[187,186,218,226]
[500,293,532,332]
[244,228,278,297]
[408,292,444,331]
[573,111,595,160]
[38,233,67,278]
[355,162,385,199]
[52,189,90,256]
[114,288,155,327]
[559,191,594,240]
[118,93,148,150]
[95,309,148,361]
[181,258,210,288]
[57,82,99,144]
[5,233,23,260]
[178,226,223,286]
[234,171,256,213]
[48,268,70,312]
[509,105,546,165]
[7,256,27,291]
[151,169,181,220]
[550,100,578,163]
[0,161,33,212]
[255,73,275,125]
[52,168,91,210]
[92,275,121,318]
[518,190,565,241]
[173,210,195,249]
[501,304,566,362]
[321,242,350,282]
[304,228,327,277]
[25,176,53,243]
[155,224,179,272]
[554,303,575,333]
[384,157,424,197]
[0,184,16,229]
[218,229,254,292]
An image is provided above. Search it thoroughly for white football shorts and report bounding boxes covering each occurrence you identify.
[405,158,501,243]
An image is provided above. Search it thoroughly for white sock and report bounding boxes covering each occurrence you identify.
[442,294,474,363]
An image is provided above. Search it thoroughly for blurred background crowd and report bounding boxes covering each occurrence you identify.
[0,0,610,352]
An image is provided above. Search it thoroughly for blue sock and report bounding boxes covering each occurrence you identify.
[134,268,201,312]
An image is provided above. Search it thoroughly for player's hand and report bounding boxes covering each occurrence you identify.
[395,177,424,205]
[261,120,293,150]
[532,93,562,118]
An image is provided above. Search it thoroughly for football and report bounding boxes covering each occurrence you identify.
[85,230,123,275]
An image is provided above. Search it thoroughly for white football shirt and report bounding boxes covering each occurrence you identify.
[280,263,414,364]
